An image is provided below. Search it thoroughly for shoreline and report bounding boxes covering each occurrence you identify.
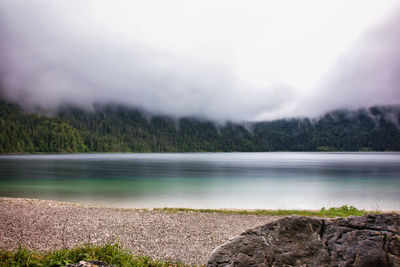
[0,196,397,213]
[1,151,399,156]
[1,197,398,265]
[1,196,395,214]
[0,197,282,265]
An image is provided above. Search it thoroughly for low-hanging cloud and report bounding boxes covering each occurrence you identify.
[0,1,399,121]
[300,6,400,116]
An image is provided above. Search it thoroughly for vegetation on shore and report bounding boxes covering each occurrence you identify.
[0,243,194,267]
[0,205,388,266]
[1,99,400,153]
[156,205,373,218]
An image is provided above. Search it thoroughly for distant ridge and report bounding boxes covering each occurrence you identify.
[1,99,399,153]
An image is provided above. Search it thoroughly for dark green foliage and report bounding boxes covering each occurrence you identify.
[252,108,400,151]
[0,243,189,266]
[1,99,399,153]
[0,101,87,153]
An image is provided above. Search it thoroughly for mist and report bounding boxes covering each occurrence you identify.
[0,0,399,121]
[301,6,400,116]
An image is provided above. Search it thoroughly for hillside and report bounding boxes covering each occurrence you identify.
[1,100,399,153]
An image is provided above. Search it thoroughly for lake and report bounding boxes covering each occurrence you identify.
[0,152,399,210]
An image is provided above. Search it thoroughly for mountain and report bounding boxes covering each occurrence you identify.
[1,100,399,153]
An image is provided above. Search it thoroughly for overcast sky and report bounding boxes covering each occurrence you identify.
[0,0,399,121]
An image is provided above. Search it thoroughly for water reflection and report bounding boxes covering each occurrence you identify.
[0,152,399,210]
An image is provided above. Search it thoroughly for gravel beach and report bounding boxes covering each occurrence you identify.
[0,198,281,265]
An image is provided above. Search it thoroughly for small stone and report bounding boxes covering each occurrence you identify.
[65,260,114,267]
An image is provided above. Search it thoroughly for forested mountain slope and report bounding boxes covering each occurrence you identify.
[1,100,399,153]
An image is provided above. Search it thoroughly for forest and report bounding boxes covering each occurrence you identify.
[1,99,399,153]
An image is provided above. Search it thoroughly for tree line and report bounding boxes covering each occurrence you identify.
[1,100,399,153]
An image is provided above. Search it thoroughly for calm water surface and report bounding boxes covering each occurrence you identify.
[0,152,399,210]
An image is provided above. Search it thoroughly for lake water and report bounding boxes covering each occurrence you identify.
[0,152,399,210]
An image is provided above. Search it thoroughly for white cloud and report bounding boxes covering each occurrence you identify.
[0,0,399,121]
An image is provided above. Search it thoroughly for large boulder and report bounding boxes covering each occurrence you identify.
[207,214,400,267]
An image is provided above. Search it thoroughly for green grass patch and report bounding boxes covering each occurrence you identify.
[0,243,195,267]
[156,205,375,218]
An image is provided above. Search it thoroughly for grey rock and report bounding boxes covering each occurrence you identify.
[207,214,400,267]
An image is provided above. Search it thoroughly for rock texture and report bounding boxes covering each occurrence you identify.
[207,214,400,267]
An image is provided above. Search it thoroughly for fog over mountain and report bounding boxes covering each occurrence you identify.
[0,0,399,121]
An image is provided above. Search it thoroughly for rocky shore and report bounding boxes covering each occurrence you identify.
[0,198,281,265]
[208,213,400,266]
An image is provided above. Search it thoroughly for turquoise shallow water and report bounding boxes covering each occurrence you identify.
[0,152,399,210]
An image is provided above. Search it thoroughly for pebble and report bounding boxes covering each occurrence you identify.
[0,197,280,265]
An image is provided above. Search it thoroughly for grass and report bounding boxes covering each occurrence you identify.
[0,205,385,266]
[0,243,194,267]
[155,205,374,218]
